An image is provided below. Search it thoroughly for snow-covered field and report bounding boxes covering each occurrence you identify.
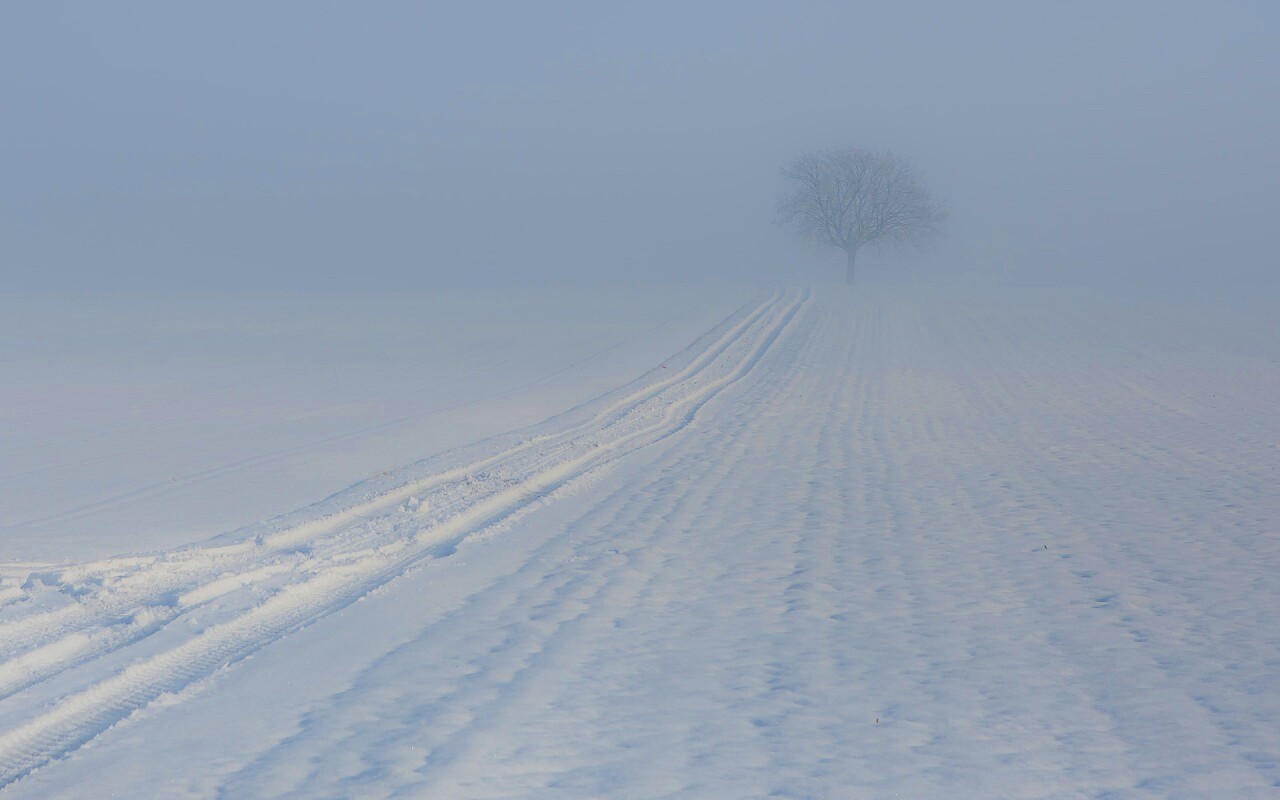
[0,290,747,561]
[1,287,1278,797]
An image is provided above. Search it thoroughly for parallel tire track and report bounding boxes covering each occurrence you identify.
[0,290,808,789]
[0,293,788,695]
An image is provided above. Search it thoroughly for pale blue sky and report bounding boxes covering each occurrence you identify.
[2,2,1277,289]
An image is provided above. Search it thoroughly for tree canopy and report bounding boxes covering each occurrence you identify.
[778,149,945,283]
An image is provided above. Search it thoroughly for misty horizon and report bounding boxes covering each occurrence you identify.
[3,2,1278,292]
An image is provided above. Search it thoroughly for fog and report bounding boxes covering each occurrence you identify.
[2,2,1277,291]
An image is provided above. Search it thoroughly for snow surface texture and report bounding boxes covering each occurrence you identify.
[2,288,1279,797]
[0,289,746,560]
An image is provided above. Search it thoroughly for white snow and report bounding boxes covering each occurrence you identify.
[1,287,1278,798]
[0,289,748,561]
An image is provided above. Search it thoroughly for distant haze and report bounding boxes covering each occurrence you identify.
[2,2,1277,291]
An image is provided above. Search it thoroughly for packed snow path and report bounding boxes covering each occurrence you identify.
[2,289,1279,797]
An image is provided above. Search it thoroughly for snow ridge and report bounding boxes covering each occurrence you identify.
[0,289,809,789]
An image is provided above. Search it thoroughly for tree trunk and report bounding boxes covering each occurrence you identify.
[844,248,857,285]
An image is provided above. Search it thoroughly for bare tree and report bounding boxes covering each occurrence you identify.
[778,148,945,284]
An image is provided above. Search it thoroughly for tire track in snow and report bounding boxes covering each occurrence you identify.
[214,287,822,798]
[0,304,701,531]
[0,291,809,789]
[0,292,785,699]
[383,295,860,797]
